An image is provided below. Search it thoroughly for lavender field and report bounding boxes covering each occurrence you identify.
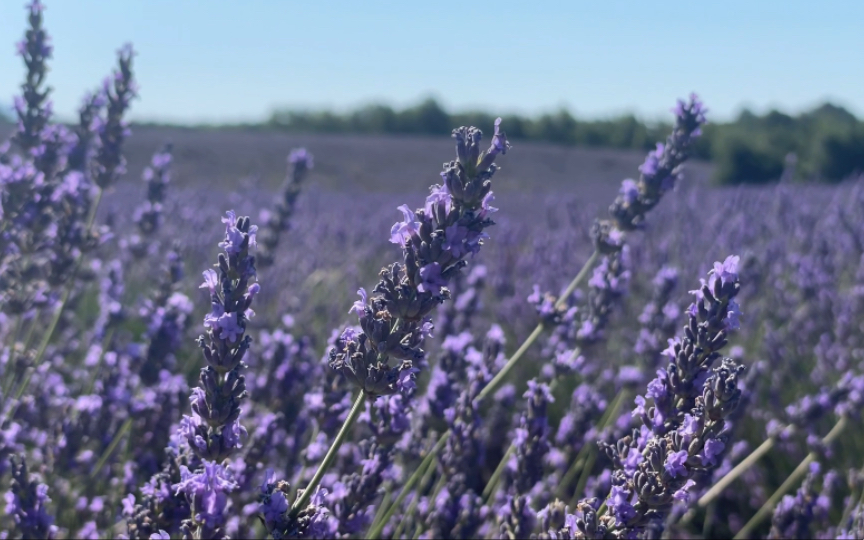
[3,2,864,539]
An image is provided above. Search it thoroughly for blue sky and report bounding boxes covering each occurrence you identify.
[1,0,861,124]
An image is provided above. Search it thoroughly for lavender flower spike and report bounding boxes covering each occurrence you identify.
[258,146,314,267]
[329,119,509,398]
[568,255,746,539]
[597,94,707,250]
[13,0,54,155]
[5,455,57,539]
[179,210,258,462]
[93,43,137,189]
[172,462,238,539]
[135,143,173,236]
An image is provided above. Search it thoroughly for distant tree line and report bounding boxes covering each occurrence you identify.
[3,98,861,184]
[268,99,864,184]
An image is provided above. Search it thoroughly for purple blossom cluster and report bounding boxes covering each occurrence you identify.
[5,3,864,540]
[126,144,173,258]
[329,119,509,398]
[258,148,314,268]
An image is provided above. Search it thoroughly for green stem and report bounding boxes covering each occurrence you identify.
[475,323,544,403]
[392,449,438,539]
[557,456,586,500]
[556,250,600,310]
[571,447,599,508]
[479,378,571,505]
[366,432,447,539]
[482,444,514,503]
[567,390,627,506]
[406,474,446,540]
[698,436,776,507]
[90,417,132,479]
[734,415,848,539]
[291,424,321,502]
[11,283,72,403]
[560,389,623,495]
[702,499,717,538]
[292,390,365,514]
[475,250,598,404]
[0,316,24,396]
[371,490,392,536]
[19,317,37,357]
[839,472,864,531]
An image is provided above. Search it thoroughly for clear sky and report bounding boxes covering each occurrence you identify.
[1,0,861,125]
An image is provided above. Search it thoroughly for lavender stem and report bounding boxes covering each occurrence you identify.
[560,389,628,503]
[734,415,849,539]
[391,450,439,539]
[482,444,515,502]
[89,417,132,479]
[291,390,366,515]
[476,250,599,403]
[697,436,776,508]
[365,434,447,539]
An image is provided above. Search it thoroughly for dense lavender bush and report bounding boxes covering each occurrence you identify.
[4,3,864,540]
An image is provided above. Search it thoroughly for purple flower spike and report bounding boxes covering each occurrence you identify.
[172,462,237,535]
[581,256,746,538]
[603,95,708,236]
[330,119,508,398]
[180,211,259,465]
[258,146,315,267]
[288,147,314,170]
[5,456,56,540]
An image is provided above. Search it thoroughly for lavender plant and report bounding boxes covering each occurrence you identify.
[6,3,864,539]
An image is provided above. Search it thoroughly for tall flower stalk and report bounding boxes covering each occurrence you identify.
[258,148,314,268]
[286,119,510,522]
[173,211,259,538]
[5,455,56,539]
[181,211,259,461]
[560,255,745,538]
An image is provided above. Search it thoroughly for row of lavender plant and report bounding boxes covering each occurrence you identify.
[4,2,864,540]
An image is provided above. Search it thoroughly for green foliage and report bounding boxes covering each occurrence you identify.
[810,126,864,182]
[266,98,864,184]
[714,135,785,185]
[267,98,670,152]
[711,104,864,184]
